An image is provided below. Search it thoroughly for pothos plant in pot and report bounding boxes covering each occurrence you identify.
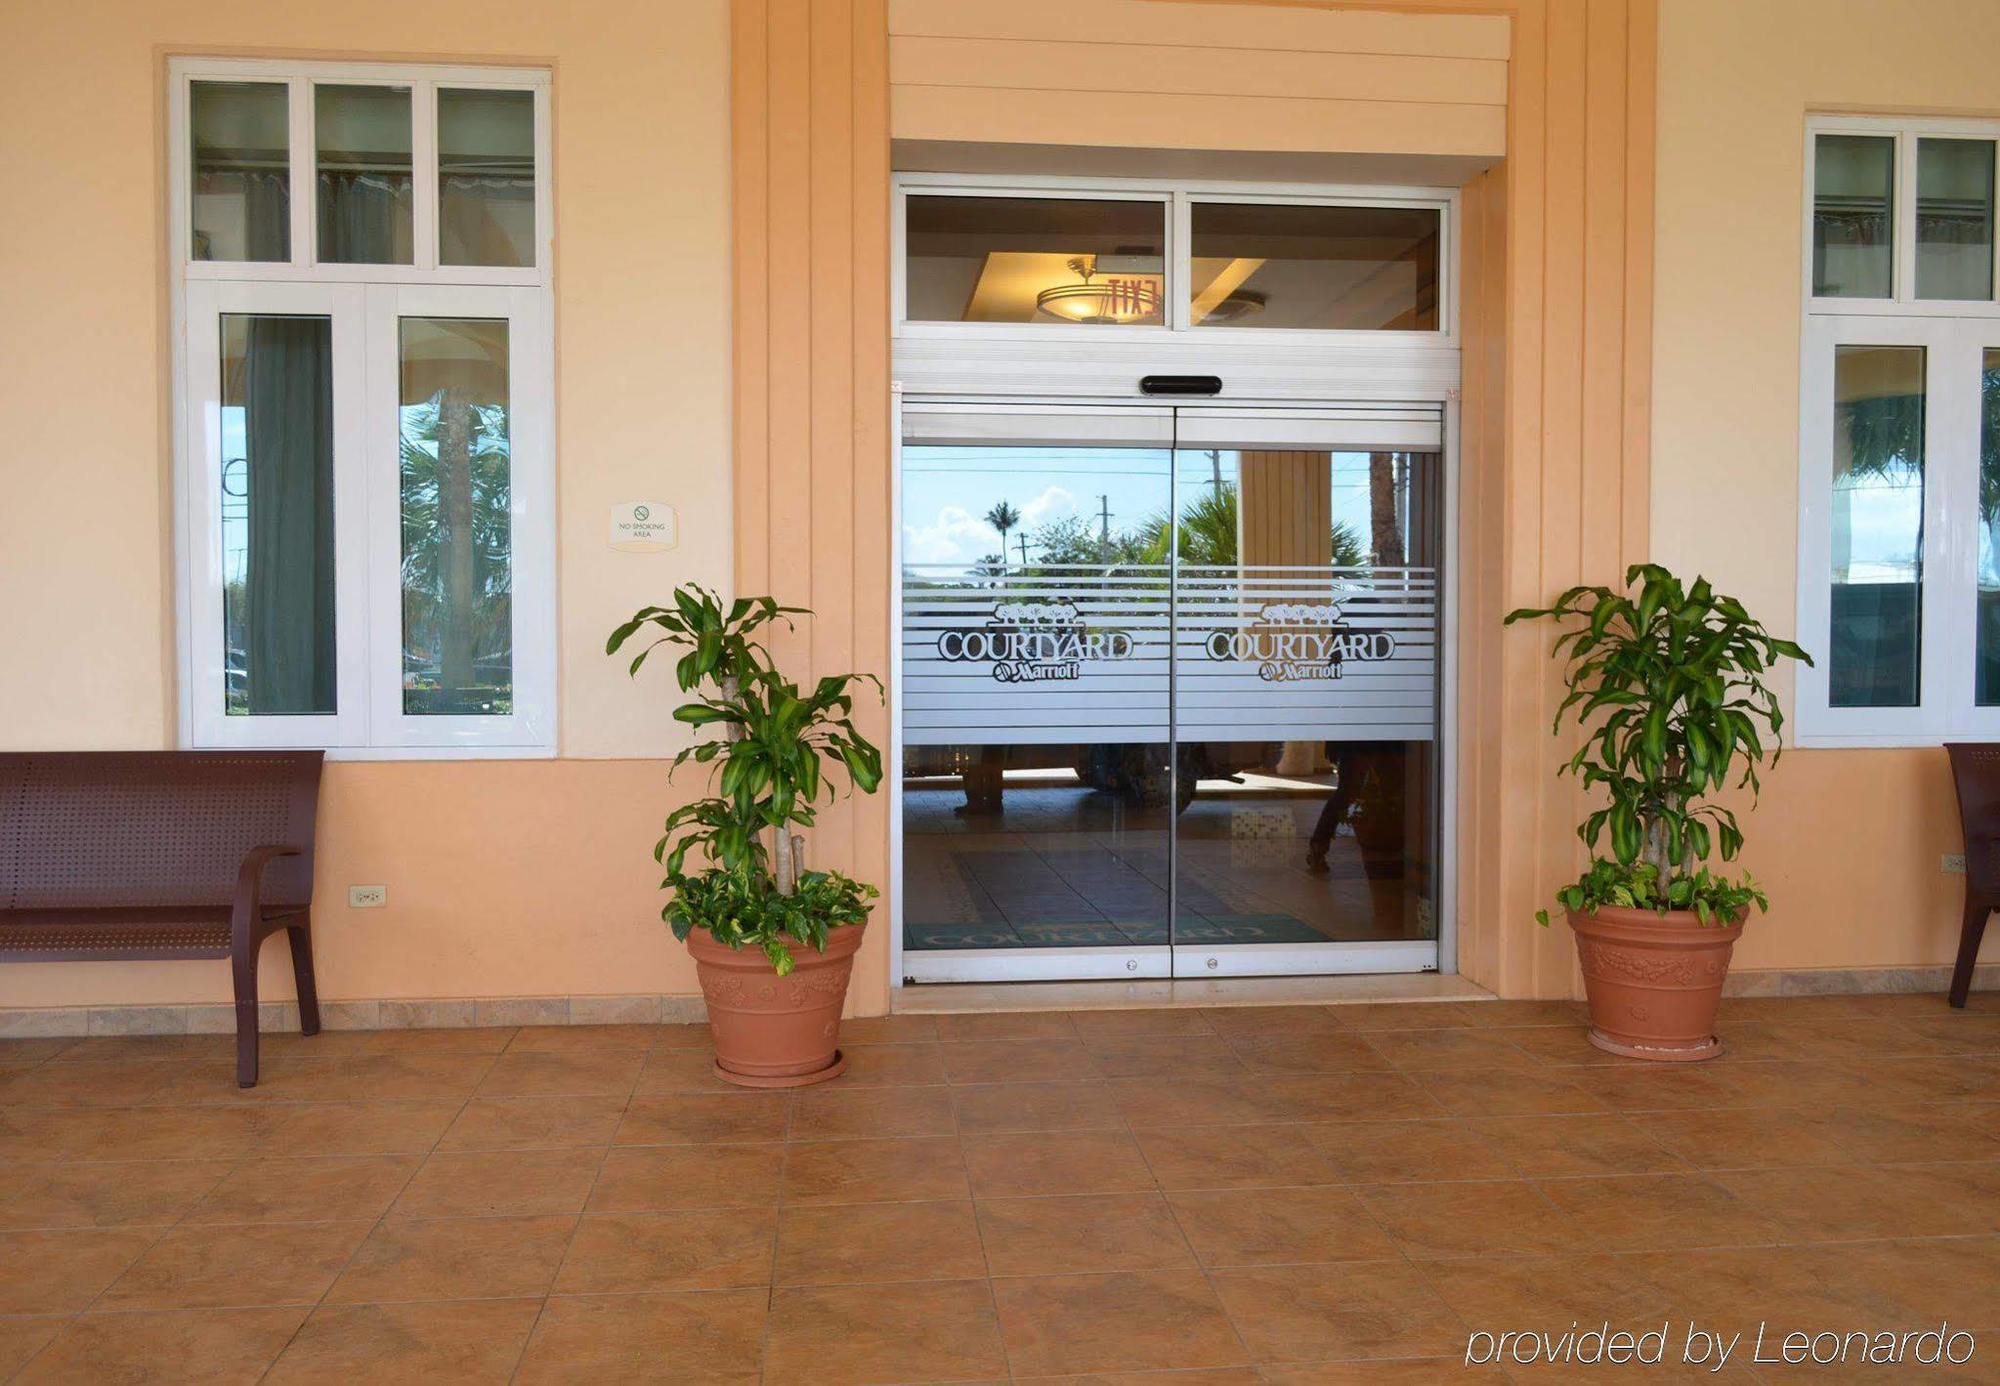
[609,585,883,1087]
[1506,564,1811,1061]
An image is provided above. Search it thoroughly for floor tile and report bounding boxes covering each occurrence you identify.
[1417,1250,1677,1326]
[0,1106,278,1162]
[976,1193,1194,1276]
[1415,1068,1611,1117]
[17,1306,307,1385]
[764,1278,1007,1383]
[834,1042,950,1087]
[475,1049,645,1098]
[951,1080,1125,1134]
[1569,1065,1756,1114]
[1626,1106,1851,1170]
[437,1094,629,1150]
[508,1024,660,1053]
[326,1213,575,1303]
[232,1055,493,1104]
[992,1269,1248,1376]
[182,1154,419,1224]
[790,1084,956,1140]
[780,1135,971,1204]
[1457,1000,1589,1028]
[1201,1005,1353,1039]
[0,1228,158,1313]
[589,1143,785,1212]
[838,1014,940,1045]
[1167,1185,1399,1266]
[1109,1077,1278,1128]
[367,1026,517,1055]
[935,1012,1078,1042]
[517,1290,767,1385]
[1824,1102,2000,1163]
[1470,1112,1688,1177]
[1209,1261,1465,1363]
[776,1199,986,1284]
[255,1100,461,1156]
[1364,1028,1543,1072]
[942,1038,1099,1085]
[1257,1072,1438,1122]
[1331,1003,1478,1031]
[391,1147,603,1218]
[1066,1008,1219,1040]
[0,1316,65,1378]
[632,1048,745,1095]
[553,1208,776,1293]
[962,1128,1157,1196]
[1357,1179,1582,1259]
[0,1160,225,1229]
[1306,1118,1517,1183]
[96,1221,372,1310]
[1259,1363,1506,1384]
[1535,1172,1785,1252]
[1083,1035,1245,1078]
[1135,1123,1341,1190]
[1718,1161,2000,1241]
[615,1093,790,1145]
[1225,1033,1393,1074]
[267,1299,541,1384]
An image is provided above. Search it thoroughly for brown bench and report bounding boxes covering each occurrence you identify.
[0,750,325,1086]
[1947,742,2000,1007]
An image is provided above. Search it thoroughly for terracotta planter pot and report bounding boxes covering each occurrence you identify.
[1568,906,1744,1062]
[686,920,865,1087]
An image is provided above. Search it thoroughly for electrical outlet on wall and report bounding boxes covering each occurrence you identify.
[348,884,388,908]
[1943,854,1967,875]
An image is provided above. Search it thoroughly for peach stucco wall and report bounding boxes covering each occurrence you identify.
[1651,0,2000,976]
[0,1,745,1011]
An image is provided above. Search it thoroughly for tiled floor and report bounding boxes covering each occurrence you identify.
[2,994,1999,1383]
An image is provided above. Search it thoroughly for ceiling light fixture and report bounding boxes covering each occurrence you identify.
[1035,257,1162,325]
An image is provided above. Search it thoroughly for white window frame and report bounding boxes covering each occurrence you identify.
[169,57,555,758]
[1799,116,2000,746]
[893,173,1457,346]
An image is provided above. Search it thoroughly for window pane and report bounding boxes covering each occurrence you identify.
[1830,345,1924,708]
[400,318,513,715]
[1189,202,1440,330]
[904,195,1166,324]
[1814,134,1895,298]
[1981,350,2000,705]
[1917,138,1995,301]
[220,315,336,715]
[439,89,536,267]
[315,84,413,265]
[191,81,289,262]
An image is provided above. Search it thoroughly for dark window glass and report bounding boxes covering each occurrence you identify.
[1814,134,1895,298]
[1830,344,1924,707]
[904,195,1166,324]
[1190,202,1441,330]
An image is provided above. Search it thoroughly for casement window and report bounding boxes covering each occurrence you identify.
[169,59,554,756]
[1798,117,2000,745]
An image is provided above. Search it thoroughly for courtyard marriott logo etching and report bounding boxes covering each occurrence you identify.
[1465,1322,1976,1372]
[1204,600,1396,681]
[935,600,1134,683]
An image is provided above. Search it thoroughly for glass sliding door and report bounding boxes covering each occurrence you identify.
[900,407,1177,978]
[1168,415,1442,976]
[897,402,1445,982]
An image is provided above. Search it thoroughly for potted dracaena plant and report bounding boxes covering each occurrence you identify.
[609,586,883,1086]
[1505,564,1811,1061]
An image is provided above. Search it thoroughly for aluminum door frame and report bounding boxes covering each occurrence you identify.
[890,393,1457,987]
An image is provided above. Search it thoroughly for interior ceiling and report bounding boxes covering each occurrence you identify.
[891,139,1499,188]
